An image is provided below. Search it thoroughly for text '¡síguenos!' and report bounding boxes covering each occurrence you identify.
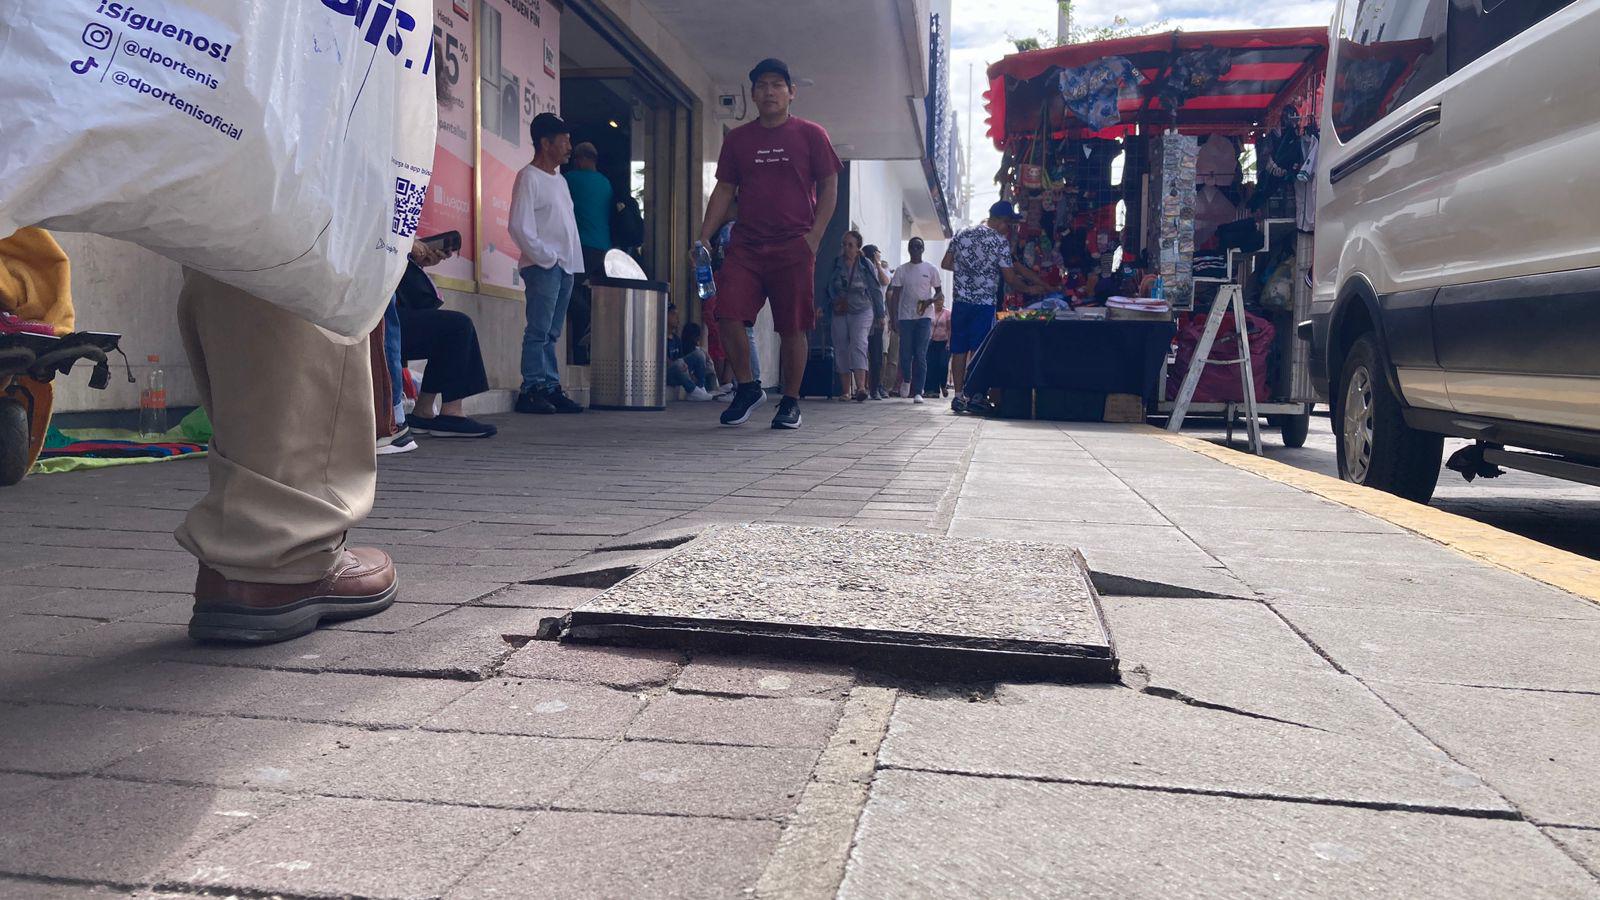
[95,1,234,62]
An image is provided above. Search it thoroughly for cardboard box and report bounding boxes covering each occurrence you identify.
[1103,393,1146,423]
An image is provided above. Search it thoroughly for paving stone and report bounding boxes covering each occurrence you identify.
[0,779,284,884]
[337,627,515,680]
[22,622,192,661]
[675,654,855,699]
[0,705,197,775]
[627,693,842,749]
[179,796,525,900]
[395,578,509,605]
[0,614,99,652]
[1076,548,1251,599]
[555,741,817,819]
[447,811,779,899]
[839,770,1598,899]
[1101,597,1425,742]
[9,589,190,620]
[1282,606,1600,692]
[880,683,1509,812]
[1547,827,1600,873]
[4,567,193,594]
[413,606,561,640]
[0,876,138,897]
[951,519,1206,556]
[1371,681,1600,827]
[0,652,104,702]
[323,729,608,808]
[565,524,1113,682]
[423,677,646,739]
[501,641,682,689]
[36,661,269,714]
[0,772,57,806]
[235,670,476,727]
[953,496,1167,525]
[103,716,363,791]
[160,629,386,673]
[475,583,602,609]
[322,600,450,632]
[1229,556,1600,619]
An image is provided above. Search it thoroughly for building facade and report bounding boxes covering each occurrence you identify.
[49,0,957,413]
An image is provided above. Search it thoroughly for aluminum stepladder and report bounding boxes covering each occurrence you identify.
[1165,282,1264,455]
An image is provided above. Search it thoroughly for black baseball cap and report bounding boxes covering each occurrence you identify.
[988,200,1023,221]
[530,112,571,145]
[749,58,793,87]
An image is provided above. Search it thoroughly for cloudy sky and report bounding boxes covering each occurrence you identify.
[949,0,1336,221]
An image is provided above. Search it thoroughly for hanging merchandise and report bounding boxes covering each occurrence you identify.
[1058,56,1144,131]
[1157,47,1233,111]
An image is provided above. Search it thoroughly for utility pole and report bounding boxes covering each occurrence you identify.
[965,61,975,224]
[1057,1,1072,44]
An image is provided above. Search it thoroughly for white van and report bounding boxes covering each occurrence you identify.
[1308,0,1600,502]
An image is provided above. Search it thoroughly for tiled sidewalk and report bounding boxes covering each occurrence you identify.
[0,403,1597,898]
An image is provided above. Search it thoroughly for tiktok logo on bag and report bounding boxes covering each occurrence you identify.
[321,0,433,72]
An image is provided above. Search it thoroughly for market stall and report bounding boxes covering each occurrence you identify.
[972,27,1328,445]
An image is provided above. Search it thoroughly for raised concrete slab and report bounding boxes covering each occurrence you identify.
[550,524,1117,683]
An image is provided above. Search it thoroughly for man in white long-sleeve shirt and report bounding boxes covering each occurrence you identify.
[509,112,585,415]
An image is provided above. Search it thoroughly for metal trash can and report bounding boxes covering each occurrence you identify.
[588,275,669,410]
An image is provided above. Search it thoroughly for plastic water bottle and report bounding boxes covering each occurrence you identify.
[139,354,167,437]
[1151,277,1166,301]
[693,243,716,301]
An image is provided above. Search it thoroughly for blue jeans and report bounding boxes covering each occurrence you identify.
[383,295,405,423]
[897,318,932,396]
[520,264,575,394]
[668,349,714,392]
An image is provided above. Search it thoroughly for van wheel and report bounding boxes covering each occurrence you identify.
[1270,406,1312,449]
[1335,334,1442,503]
[0,399,30,487]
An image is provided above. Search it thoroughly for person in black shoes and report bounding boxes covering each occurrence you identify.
[393,247,498,439]
[699,58,843,431]
[510,113,586,416]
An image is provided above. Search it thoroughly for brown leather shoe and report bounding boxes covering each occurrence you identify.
[189,548,399,644]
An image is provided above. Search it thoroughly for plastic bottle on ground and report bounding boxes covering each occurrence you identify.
[140,354,167,438]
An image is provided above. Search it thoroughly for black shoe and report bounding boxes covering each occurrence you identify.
[720,382,766,426]
[409,414,498,438]
[515,389,556,414]
[771,397,802,430]
[546,387,584,414]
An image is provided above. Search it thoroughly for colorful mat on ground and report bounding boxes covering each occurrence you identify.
[31,408,212,474]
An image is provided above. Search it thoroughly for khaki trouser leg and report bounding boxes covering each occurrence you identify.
[175,271,376,585]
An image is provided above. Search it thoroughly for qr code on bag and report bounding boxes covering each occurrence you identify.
[391,177,426,238]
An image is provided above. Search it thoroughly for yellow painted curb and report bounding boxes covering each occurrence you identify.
[1158,432,1600,606]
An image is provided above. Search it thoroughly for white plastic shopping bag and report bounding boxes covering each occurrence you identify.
[0,1,439,338]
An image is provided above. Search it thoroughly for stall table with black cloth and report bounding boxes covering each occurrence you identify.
[962,318,1175,420]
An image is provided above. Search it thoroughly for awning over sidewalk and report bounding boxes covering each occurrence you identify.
[985,27,1329,144]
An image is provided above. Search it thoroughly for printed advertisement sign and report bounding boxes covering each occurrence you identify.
[476,0,560,295]
[416,0,476,288]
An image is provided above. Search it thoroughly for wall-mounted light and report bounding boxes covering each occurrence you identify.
[608,120,620,129]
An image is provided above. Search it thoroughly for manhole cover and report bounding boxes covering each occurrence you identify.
[546,524,1117,683]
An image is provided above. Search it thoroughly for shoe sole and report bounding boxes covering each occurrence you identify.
[410,429,496,438]
[772,413,802,430]
[188,578,399,644]
[376,443,418,455]
[721,392,767,427]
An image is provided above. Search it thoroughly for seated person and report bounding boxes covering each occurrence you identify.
[394,246,497,438]
[668,316,715,401]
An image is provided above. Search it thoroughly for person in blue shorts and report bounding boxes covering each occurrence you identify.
[941,200,1048,407]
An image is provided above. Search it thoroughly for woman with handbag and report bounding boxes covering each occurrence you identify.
[826,231,886,402]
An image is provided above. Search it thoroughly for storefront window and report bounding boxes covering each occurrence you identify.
[1449,0,1575,74]
[1330,0,1448,142]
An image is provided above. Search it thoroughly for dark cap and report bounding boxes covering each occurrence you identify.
[988,200,1023,221]
[749,58,793,87]
[529,112,571,145]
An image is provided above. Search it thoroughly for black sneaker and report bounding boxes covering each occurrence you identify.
[515,389,556,415]
[546,387,584,414]
[771,397,802,430]
[409,414,498,438]
[720,382,766,426]
[376,426,418,455]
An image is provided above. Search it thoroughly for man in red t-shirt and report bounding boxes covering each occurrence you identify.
[697,57,842,431]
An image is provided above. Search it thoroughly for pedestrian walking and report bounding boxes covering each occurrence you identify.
[826,231,886,402]
[510,112,586,416]
[926,302,953,398]
[696,57,843,430]
[889,236,944,406]
[942,200,1050,410]
[862,244,893,399]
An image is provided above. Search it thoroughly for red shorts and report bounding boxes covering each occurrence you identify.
[715,236,816,336]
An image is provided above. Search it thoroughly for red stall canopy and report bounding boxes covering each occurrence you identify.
[985,27,1329,147]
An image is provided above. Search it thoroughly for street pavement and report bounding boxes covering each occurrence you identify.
[0,401,1596,898]
[1183,412,1600,560]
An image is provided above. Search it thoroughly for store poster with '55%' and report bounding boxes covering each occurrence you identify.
[477,0,560,297]
[415,0,476,289]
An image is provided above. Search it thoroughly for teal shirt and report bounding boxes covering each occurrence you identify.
[563,169,614,251]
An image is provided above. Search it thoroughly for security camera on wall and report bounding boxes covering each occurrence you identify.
[714,85,746,121]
